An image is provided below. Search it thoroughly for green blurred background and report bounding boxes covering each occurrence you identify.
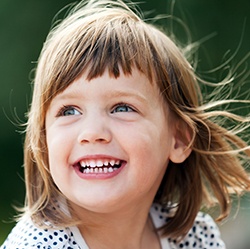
[0,0,249,248]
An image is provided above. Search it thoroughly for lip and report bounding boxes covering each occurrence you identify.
[73,154,127,180]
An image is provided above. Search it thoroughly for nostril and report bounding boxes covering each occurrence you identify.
[79,137,110,144]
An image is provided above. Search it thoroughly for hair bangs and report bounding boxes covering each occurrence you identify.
[84,20,158,81]
[45,18,158,99]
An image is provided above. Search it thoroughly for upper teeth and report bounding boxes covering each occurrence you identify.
[80,159,121,168]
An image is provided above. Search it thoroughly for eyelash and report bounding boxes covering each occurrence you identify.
[111,103,135,113]
[56,105,81,117]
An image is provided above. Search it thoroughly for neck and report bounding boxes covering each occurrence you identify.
[70,202,161,249]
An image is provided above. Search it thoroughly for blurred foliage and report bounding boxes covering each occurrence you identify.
[0,0,249,246]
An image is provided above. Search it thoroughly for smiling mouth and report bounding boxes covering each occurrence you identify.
[78,159,123,174]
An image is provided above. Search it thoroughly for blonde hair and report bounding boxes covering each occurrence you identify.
[23,0,250,239]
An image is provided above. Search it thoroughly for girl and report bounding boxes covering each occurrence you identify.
[1,0,250,248]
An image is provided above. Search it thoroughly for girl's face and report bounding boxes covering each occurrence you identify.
[45,68,181,214]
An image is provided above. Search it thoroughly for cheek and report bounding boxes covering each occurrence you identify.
[46,133,72,191]
[127,132,169,196]
[46,127,73,171]
[121,122,171,168]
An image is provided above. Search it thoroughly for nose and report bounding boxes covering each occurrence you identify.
[77,113,112,144]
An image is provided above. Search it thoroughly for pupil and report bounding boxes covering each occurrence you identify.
[64,109,75,115]
[117,106,128,112]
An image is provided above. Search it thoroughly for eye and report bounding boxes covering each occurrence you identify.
[57,105,81,117]
[111,103,135,113]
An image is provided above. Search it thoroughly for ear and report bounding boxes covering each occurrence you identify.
[169,124,192,164]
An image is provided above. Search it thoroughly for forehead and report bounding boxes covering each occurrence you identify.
[52,68,156,98]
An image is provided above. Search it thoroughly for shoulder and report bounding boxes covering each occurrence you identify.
[169,212,226,248]
[0,215,79,249]
[150,203,226,249]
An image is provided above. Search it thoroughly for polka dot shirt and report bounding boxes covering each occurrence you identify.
[1,203,225,249]
[151,203,226,248]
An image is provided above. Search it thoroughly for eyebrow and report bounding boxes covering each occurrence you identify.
[53,90,83,101]
[105,91,148,104]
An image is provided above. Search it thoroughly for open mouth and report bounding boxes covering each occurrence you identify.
[78,159,124,174]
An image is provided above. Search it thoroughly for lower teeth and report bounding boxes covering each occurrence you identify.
[82,167,119,174]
